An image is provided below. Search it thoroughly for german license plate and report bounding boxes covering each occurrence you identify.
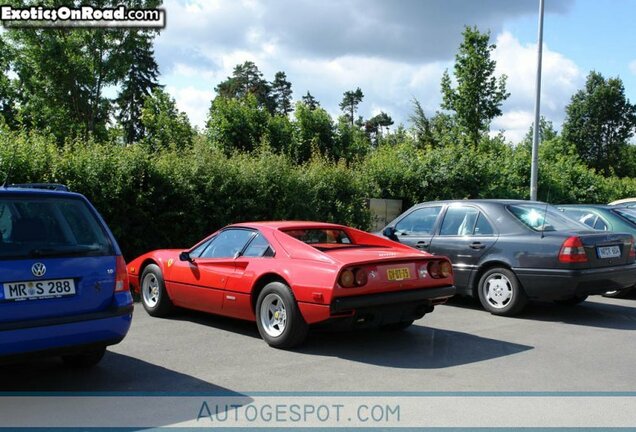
[387,267,410,281]
[597,245,621,259]
[2,279,76,301]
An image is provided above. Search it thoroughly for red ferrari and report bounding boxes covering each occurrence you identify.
[127,222,456,348]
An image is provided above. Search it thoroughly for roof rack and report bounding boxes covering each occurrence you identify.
[7,183,70,192]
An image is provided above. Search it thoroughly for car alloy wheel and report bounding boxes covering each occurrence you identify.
[259,293,287,337]
[142,272,160,308]
[483,272,513,309]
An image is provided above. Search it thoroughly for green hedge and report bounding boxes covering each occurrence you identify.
[1,130,634,259]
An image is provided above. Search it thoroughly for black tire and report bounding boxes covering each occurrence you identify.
[603,287,633,298]
[62,346,106,368]
[140,264,174,317]
[381,320,415,331]
[255,282,308,349]
[477,267,528,316]
[555,295,588,306]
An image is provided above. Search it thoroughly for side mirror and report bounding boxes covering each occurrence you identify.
[179,251,192,262]
[382,226,396,238]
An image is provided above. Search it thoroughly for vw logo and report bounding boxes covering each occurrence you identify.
[31,263,46,277]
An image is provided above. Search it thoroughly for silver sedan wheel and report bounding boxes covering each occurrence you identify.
[483,272,513,309]
[142,272,160,308]
[259,293,287,337]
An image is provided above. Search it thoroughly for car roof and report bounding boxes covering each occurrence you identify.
[558,204,615,210]
[0,186,82,198]
[412,199,546,207]
[230,221,347,230]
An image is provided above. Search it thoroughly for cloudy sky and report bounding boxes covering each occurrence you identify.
[155,0,636,143]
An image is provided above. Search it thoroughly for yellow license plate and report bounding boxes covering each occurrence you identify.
[387,267,410,281]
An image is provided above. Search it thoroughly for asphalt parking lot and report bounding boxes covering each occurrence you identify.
[2,293,636,393]
[0,295,636,392]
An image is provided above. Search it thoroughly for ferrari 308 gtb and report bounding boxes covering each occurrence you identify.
[127,222,455,348]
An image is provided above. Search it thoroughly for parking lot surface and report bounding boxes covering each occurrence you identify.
[2,294,636,393]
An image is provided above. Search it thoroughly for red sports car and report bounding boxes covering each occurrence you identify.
[127,222,456,348]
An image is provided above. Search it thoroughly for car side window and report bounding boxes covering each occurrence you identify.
[395,206,442,235]
[474,213,495,235]
[593,217,608,231]
[440,206,479,236]
[243,233,274,258]
[199,229,255,259]
[190,237,214,258]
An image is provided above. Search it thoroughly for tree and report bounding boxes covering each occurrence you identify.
[409,98,434,148]
[441,26,509,147]
[116,29,162,144]
[339,87,364,127]
[215,61,274,112]
[270,71,293,116]
[301,91,320,110]
[141,88,194,151]
[292,101,336,162]
[0,34,17,128]
[521,117,558,149]
[365,111,393,145]
[562,71,636,176]
[206,93,269,154]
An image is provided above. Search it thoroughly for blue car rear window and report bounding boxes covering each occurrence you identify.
[0,196,113,259]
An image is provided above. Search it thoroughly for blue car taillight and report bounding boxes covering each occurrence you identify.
[115,255,129,292]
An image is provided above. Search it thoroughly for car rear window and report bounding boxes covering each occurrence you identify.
[614,208,636,225]
[0,196,114,259]
[508,204,590,232]
[283,228,362,251]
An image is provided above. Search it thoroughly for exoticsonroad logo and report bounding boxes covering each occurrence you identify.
[0,4,165,28]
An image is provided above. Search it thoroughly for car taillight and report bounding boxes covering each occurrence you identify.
[115,255,129,292]
[628,237,636,259]
[427,261,440,278]
[559,236,588,263]
[426,260,452,279]
[339,268,368,287]
[354,268,368,286]
[440,261,453,278]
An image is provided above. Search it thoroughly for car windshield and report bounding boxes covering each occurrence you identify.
[0,196,113,260]
[508,204,590,232]
[614,208,636,225]
[283,228,361,250]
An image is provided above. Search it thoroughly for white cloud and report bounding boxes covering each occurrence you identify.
[165,86,214,129]
[629,60,636,75]
[492,32,583,142]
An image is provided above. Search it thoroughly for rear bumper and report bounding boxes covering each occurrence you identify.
[325,286,455,328]
[0,292,133,360]
[514,263,636,300]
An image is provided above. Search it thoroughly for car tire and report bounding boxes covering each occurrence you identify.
[381,320,415,331]
[140,264,174,317]
[555,295,588,306]
[255,282,308,349]
[62,346,106,368]
[603,287,633,298]
[478,268,528,316]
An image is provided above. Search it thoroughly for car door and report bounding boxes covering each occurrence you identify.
[428,205,498,291]
[223,232,275,319]
[168,228,256,313]
[390,205,444,250]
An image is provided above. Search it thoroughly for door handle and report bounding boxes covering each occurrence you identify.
[469,242,485,249]
[416,241,429,249]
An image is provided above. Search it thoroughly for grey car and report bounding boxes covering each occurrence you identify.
[380,200,636,316]
[557,204,636,297]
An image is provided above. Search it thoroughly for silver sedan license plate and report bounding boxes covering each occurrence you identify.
[2,279,76,301]
[597,245,621,259]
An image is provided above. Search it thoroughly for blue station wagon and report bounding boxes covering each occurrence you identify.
[0,184,132,367]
